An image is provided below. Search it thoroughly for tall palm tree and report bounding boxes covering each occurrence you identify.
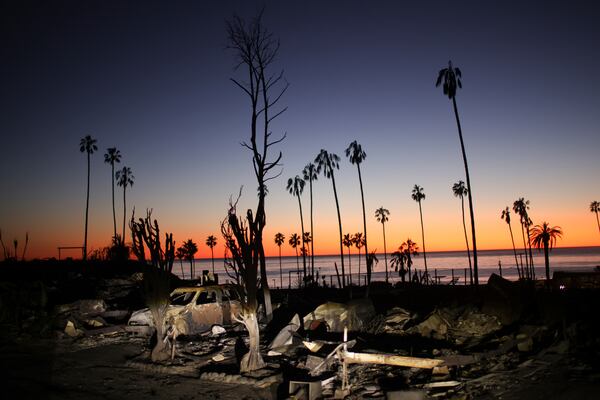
[436,61,479,284]
[343,233,353,285]
[116,166,134,241]
[315,149,345,287]
[590,201,600,235]
[80,135,97,260]
[288,233,301,287]
[346,141,371,285]
[530,222,563,281]
[287,176,307,284]
[302,163,318,279]
[501,207,522,279]
[182,239,198,279]
[353,232,365,284]
[176,246,186,279]
[399,239,419,282]
[104,147,121,240]
[375,207,390,283]
[452,181,472,284]
[513,198,534,279]
[411,185,428,280]
[300,232,315,284]
[274,232,285,288]
[206,235,217,275]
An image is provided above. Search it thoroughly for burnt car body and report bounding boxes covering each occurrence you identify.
[127,284,242,335]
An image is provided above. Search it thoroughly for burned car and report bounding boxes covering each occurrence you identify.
[127,284,242,335]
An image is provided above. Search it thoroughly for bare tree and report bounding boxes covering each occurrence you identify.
[224,11,287,371]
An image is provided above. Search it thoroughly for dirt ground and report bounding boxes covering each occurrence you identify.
[1,336,275,400]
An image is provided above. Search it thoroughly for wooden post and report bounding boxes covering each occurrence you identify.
[288,271,292,289]
[342,327,348,390]
[434,269,438,284]
[451,268,455,284]
[464,268,467,285]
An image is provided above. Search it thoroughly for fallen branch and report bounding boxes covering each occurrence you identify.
[342,350,444,369]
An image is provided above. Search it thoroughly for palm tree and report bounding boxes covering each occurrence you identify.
[375,207,390,283]
[346,141,371,285]
[452,181,472,284]
[182,239,198,279]
[513,198,534,279]
[288,233,301,287]
[287,176,307,284]
[353,232,365,284]
[274,232,285,288]
[206,235,217,275]
[436,61,479,284]
[390,250,407,282]
[104,147,121,240]
[590,201,600,235]
[116,166,134,241]
[411,185,428,280]
[501,207,522,279]
[343,233,353,285]
[303,231,312,283]
[80,135,97,260]
[315,149,345,287]
[303,163,318,279]
[399,239,419,282]
[176,246,186,279]
[530,222,563,281]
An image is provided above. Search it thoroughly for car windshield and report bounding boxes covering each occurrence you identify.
[170,292,194,306]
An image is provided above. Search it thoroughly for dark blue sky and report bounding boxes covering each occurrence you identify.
[1,0,599,258]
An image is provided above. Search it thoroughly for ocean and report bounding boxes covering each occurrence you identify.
[175,246,600,288]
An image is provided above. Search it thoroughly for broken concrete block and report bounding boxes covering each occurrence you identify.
[84,316,107,327]
[64,320,84,337]
[211,324,226,336]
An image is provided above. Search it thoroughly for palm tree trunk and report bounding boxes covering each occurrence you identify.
[382,222,388,283]
[595,211,600,235]
[111,164,116,240]
[180,259,185,280]
[544,241,550,281]
[520,224,530,279]
[330,172,345,288]
[309,178,315,279]
[460,197,473,284]
[278,246,283,288]
[347,247,352,284]
[452,97,478,284]
[84,153,90,260]
[357,247,361,284]
[296,194,307,285]
[508,223,520,279]
[357,165,370,288]
[211,247,215,275]
[527,227,535,280]
[418,201,428,277]
[295,247,299,287]
[122,186,127,242]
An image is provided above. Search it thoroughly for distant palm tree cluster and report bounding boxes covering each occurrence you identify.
[79,135,134,260]
[500,198,564,282]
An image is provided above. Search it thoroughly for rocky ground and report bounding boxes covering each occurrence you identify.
[1,260,599,399]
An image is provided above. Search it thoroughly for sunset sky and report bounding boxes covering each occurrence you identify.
[1,0,599,260]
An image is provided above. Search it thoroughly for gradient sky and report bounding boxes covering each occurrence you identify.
[1,0,599,260]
